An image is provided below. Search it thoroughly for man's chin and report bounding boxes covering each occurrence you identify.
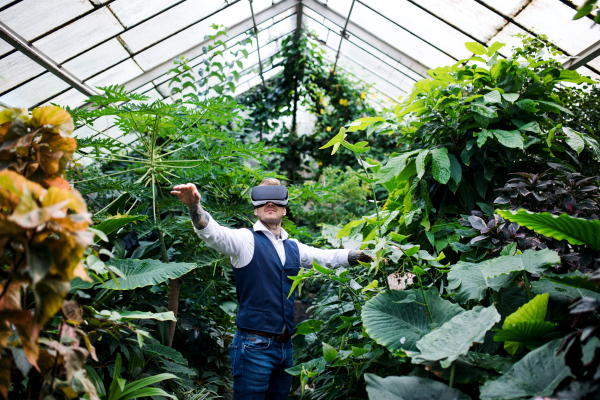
[260,216,283,225]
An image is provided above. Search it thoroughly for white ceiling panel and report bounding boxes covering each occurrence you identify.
[0,0,93,57]
[34,7,124,63]
[45,88,88,109]
[118,0,228,54]
[0,50,45,93]
[109,0,183,28]
[487,22,530,54]
[480,0,529,18]
[0,73,69,107]
[63,39,130,80]
[86,59,144,88]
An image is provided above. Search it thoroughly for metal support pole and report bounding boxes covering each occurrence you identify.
[331,0,356,76]
[0,21,100,97]
[249,0,266,88]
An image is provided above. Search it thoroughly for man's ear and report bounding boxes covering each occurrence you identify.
[283,208,287,216]
[254,208,258,216]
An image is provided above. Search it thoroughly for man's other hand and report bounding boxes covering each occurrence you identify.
[171,183,201,206]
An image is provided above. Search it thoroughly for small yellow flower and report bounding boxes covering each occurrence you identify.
[326,126,332,131]
[360,92,366,100]
[320,109,325,115]
[339,99,348,106]
[372,93,377,99]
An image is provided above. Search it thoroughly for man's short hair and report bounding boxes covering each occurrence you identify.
[259,178,281,186]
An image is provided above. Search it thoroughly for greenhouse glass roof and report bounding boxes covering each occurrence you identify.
[1,0,599,110]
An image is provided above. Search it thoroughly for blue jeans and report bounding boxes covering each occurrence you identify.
[228,330,294,400]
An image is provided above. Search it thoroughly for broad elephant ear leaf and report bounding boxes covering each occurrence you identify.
[447,260,516,304]
[479,339,573,400]
[480,249,560,280]
[408,305,501,368]
[102,259,197,290]
[362,288,463,352]
[496,209,600,251]
[92,214,147,242]
[364,374,471,400]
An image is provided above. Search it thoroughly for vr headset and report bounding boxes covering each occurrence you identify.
[250,185,289,207]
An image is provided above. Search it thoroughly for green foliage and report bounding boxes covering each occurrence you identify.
[101,259,197,290]
[497,209,600,250]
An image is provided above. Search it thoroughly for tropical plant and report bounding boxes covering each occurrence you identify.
[0,106,99,399]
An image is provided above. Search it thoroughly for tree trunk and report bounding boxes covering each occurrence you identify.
[158,229,179,348]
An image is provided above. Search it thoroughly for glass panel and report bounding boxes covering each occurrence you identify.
[118,0,228,54]
[109,0,182,28]
[0,51,45,94]
[0,72,69,108]
[586,58,600,74]
[358,1,472,61]
[305,15,329,41]
[133,1,250,71]
[409,0,506,43]
[577,66,600,81]
[34,7,124,64]
[63,39,130,80]
[303,7,341,32]
[86,59,144,88]
[514,0,600,55]
[0,0,93,57]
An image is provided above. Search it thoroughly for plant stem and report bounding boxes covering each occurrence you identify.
[449,361,456,388]
[523,271,532,299]
[357,155,382,237]
[417,274,433,323]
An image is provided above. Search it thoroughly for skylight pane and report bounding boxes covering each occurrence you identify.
[480,0,529,18]
[409,0,506,43]
[357,1,472,61]
[486,23,530,56]
[0,0,93,57]
[86,59,144,88]
[45,88,87,109]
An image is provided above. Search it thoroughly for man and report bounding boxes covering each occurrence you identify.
[171,178,371,400]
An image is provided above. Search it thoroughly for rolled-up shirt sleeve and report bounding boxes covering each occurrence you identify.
[292,240,351,269]
[193,213,254,268]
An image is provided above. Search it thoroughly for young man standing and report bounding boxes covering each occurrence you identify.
[171,178,371,400]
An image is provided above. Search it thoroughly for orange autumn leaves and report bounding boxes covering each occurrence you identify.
[0,106,76,190]
[0,106,96,399]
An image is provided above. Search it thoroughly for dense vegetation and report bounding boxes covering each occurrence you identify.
[0,24,599,400]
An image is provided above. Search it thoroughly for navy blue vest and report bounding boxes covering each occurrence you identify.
[232,229,300,334]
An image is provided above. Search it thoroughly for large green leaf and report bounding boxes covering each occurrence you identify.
[365,374,471,400]
[408,305,501,368]
[447,261,516,303]
[119,373,178,400]
[563,127,585,155]
[142,343,187,365]
[492,130,524,149]
[431,147,451,184]
[496,209,600,251]
[102,259,197,290]
[481,249,560,280]
[362,288,463,352]
[465,42,487,55]
[532,279,600,303]
[479,339,573,399]
[493,293,557,354]
[375,150,420,183]
[93,215,147,241]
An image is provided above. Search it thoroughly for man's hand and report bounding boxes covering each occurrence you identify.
[348,250,373,266]
[172,184,209,230]
[171,183,201,206]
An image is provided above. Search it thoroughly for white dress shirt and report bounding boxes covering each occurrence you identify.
[194,214,351,269]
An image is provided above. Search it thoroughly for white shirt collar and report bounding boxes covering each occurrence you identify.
[253,219,289,240]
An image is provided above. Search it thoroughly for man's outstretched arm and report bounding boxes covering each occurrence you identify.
[188,200,210,230]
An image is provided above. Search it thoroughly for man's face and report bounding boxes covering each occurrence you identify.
[254,201,286,224]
